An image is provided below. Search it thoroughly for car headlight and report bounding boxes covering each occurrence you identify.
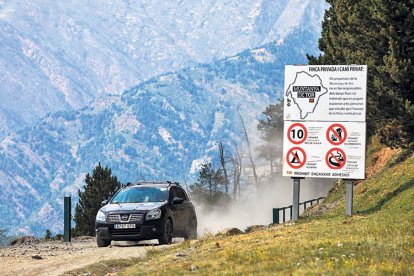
[96,210,106,222]
[146,208,162,220]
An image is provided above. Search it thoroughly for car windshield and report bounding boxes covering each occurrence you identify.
[111,187,168,203]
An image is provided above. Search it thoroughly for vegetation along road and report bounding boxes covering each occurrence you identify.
[0,236,176,275]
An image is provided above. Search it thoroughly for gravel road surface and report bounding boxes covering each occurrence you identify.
[0,236,176,275]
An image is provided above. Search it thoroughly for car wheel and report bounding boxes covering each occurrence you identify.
[184,217,197,240]
[96,236,111,247]
[158,218,173,245]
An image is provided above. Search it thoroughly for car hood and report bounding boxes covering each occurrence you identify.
[101,201,167,213]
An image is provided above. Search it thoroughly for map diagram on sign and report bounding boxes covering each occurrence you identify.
[286,72,328,119]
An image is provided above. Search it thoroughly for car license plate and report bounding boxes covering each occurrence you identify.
[114,224,136,229]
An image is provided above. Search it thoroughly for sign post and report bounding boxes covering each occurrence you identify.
[282,65,367,219]
[64,196,71,242]
[346,180,353,216]
[292,177,302,221]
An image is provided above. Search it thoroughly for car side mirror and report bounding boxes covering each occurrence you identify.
[101,200,108,206]
[172,197,184,205]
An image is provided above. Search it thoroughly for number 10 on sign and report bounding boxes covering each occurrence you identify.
[287,123,308,144]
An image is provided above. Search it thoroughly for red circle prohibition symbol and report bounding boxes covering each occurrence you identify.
[287,123,308,145]
[326,123,347,145]
[286,147,307,169]
[325,148,347,170]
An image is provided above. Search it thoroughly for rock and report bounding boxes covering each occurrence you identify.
[10,236,40,246]
[244,225,266,233]
[189,240,199,246]
[31,255,43,260]
[73,236,94,242]
[217,227,244,236]
[175,252,187,258]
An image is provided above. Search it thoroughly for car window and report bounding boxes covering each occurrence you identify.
[111,187,168,203]
[176,188,187,201]
[169,187,178,201]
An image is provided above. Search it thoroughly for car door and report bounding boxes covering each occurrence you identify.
[169,187,185,233]
[176,187,191,228]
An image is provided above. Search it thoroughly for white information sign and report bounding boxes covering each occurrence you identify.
[282,65,367,179]
[284,65,367,122]
[282,121,366,179]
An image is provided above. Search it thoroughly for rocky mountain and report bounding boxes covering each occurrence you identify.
[0,0,328,135]
[0,27,322,235]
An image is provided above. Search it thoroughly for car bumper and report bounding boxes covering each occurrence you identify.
[95,219,165,241]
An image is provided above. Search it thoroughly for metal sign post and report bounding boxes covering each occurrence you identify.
[64,196,71,242]
[346,180,353,216]
[281,65,367,222]
[292,177,302,221]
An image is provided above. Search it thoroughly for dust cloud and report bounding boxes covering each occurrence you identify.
[195,176,334,236]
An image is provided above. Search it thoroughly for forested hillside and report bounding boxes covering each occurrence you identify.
[308,0,414,148]
[0,29,321,236]
[0,0,328,135]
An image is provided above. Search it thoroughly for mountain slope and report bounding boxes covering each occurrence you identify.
[0,29,320,235]
[0,0,328,134]
[107,147,414,275]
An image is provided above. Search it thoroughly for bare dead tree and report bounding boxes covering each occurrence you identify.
[180,173,189,191]
[231,143,243,199]
[219,141,229,194]
[239,113,260,188]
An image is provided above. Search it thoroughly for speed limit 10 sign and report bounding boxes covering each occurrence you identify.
[287,123,307,144]
[282,120,366,179]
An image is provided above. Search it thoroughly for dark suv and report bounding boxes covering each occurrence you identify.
[95,181,197,247]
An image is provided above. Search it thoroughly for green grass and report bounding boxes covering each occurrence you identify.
[72,147,414,275]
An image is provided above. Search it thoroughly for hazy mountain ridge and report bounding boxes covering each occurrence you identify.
[0,27,321,235]
[0,0,328,135]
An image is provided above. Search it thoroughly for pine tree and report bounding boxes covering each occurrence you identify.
[44,229,52,240]
[74,163,121,236]
[308,0,414,148]
[197,163,224,197]
[189,163,228,205]
[257,102,284,173]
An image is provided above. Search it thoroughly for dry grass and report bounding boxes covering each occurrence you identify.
[72,146,414,275]
[121,149,414,275]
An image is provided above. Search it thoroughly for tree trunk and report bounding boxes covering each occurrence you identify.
[239,114,259,189]
[208,173,212,197]
[232,143,242,199]
[219,141,229,194]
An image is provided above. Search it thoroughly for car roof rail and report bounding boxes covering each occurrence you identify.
[123,181,181,187]
[166,181,181,187]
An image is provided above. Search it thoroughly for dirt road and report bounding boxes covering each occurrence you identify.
[0,236,175,275]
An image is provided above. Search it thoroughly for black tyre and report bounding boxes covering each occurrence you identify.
[96,236,111,247]
[158,219,173,245]
[184,217,197,240]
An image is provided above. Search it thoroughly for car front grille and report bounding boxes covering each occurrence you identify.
[130,214,143,221]
[107,214,120,223]
[106,213,144,223]
[109,226,142,236]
